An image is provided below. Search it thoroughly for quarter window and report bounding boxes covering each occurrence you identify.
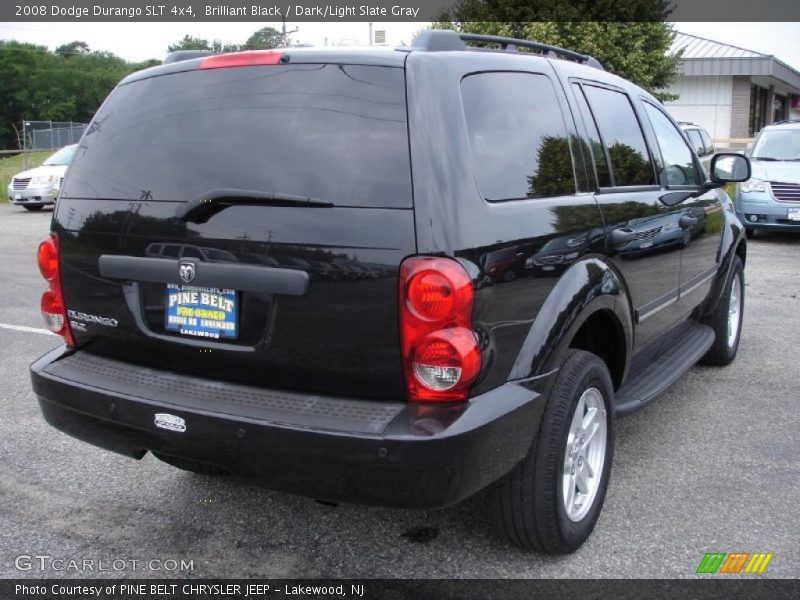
[643,103,702,187]
[699,129,714,154]
[581,85,655,187]
[686,129,705,156]
[461,72,576,201]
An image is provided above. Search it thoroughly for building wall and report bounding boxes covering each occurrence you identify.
[730,76,753,137]
[663,75,733,140]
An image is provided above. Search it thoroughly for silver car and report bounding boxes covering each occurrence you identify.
[6,144,78,211]
[735,120,800,238]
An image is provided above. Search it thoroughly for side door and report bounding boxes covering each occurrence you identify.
[569,81,683,351]
[640,102,724,317]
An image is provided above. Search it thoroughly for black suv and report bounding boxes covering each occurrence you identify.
[30,30,751,554]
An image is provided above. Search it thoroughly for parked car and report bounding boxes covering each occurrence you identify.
[734,119,800,238]
[679,122,715,175]
[30,30,750,554]
[7,144,77,211]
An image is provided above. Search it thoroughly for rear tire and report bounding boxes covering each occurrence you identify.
[23,205,43,211]
[490,349,614,554]
[153,452,230,476]
[702,256,744,366]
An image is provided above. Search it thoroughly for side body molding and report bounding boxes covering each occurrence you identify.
[509,258,634,383]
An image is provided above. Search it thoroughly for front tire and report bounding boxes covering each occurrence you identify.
[490,349,614,554]
[702,256,744,366]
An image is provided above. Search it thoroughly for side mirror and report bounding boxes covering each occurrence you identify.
[710,153,751,183]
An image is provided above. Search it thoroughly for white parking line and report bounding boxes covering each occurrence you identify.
[0,323,56,336]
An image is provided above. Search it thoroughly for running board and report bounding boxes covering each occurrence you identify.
[614,321,715,417]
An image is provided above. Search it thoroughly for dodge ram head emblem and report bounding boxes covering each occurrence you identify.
[178,261,196,283]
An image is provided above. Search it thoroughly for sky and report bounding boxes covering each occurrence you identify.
[0,21,799,70]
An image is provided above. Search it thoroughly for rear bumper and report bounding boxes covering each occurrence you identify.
[31,347,545,509]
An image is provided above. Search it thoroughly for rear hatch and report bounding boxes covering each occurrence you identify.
[55,56,415,400]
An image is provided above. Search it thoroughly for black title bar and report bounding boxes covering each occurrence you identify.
[3,0,800,22]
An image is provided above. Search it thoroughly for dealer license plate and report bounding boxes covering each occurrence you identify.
[165,284,238,339]
[14,194,21,200]
[788,208,800,222]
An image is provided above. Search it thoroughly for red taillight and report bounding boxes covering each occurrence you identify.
[399,257,481,402]
[199,50,284,70]
[37,236,58,281]
[37,233,74,346]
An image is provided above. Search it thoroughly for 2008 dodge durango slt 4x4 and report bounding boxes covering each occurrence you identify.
[30,30,752,554]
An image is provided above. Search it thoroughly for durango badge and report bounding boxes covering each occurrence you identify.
[178,261,196,284]
[154,413,186,433]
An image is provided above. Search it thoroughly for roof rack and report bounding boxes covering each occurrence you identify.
[163,50,218,64]
[412,29,604,71]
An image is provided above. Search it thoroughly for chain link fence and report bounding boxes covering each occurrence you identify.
[0,120,88,171]
[23,120,87,152]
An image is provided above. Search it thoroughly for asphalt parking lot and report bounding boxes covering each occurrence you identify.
[1,201,798,579]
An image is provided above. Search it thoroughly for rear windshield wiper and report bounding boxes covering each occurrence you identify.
[177,189,334,223]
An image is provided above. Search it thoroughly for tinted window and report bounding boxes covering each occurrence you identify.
[644,103,701,186]
[686,129,705,156]
[62,64,411,208]
[461,72,576,201]
[572,84,611,188]
[582,85,655,187]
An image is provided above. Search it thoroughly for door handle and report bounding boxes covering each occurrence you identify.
[679,215,698,229]
[610,228,637,246]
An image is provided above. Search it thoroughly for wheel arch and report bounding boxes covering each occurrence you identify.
[700,207,747,320]
[508,258,633,390]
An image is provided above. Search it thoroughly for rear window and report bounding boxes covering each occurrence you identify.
[62,64,412,208]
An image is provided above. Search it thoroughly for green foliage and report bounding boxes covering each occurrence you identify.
[0,40,157,149]
[167,35,241,53]
[243,27,283,50]
[528,135,575,197]
[435,2,682,100]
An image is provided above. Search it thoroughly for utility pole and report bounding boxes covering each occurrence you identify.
[368,22,373,45]
[281,16,298,47]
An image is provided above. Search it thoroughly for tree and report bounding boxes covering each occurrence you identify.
[167,35,212,52]
[435,1,682,100]
[167,35,240,54]
[0,41,157,149]
[243,27,282,50]
[55,41,90,58]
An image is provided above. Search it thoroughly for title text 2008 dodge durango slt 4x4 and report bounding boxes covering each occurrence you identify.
[31,30,751,553]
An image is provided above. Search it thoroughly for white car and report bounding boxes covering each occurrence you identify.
[7,144,78,211]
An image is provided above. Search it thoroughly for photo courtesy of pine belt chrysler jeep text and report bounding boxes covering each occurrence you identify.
[30,29,751,553]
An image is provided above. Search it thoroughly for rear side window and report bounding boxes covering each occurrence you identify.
[461,72,576,201]
[62,64,411,208]
[581,85,655,187]
[643,103,702,187]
